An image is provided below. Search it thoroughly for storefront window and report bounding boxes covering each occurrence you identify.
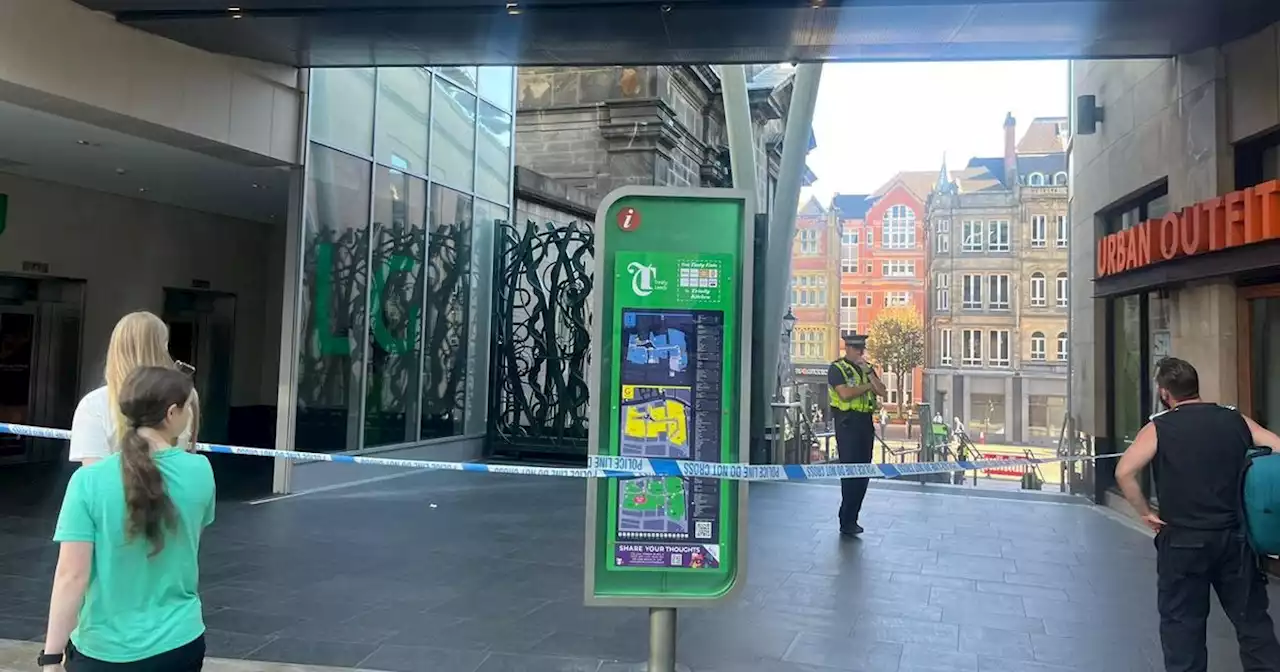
[296,144,371,453]
[430,78,477,192]
[476,102,513,204]
[1111,294,1147,493]
[1251,297,1280,428]
[970,393,1006,435]
[311,68,376,158]
[421,185,474,439]
[376,68,431,176]
[1028,395,1067,438]
[297,67,516,452]
[364,167,427,448]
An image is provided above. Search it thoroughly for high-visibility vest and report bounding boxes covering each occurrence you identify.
[828,359,878,413]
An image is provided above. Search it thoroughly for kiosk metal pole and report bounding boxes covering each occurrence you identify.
[648,607,677,672]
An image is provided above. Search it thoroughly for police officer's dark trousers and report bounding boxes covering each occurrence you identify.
[836,410,875,531]
[1157,526,1280,672]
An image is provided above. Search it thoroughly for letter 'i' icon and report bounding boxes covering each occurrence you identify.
[617,207,641,232]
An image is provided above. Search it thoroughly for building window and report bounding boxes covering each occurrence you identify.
[962,274,983,309]
[989,330,1011,367]
[1056,272,1069,307]
[940,328,953,365]
[1055,215,1068,248]
[791,275,827,307]
[971,393,1006,435]
[935,273,950,311]
[1053,172,1068,186]
[432,77,478,191]
[1057,331,1069,361]
[865,295,872,306]
[1028,172,1045,186]
[1029,395,1067,438]
[1030,332,1046,361]
[962,329,983,366]
[882,260,915,277]
[935,219,950,253]
[988,275,1010,310]
[882,204,917,249]
[840,295,857,332]
[885,292,910,307]
[867,230,874,248]
[1030,272,1047,307]
[797,229,819,254]
[1031,215,1047,248]
[865,263,872,274]
[841,230,859,273]
[793,329,827,360]
[962,220,984,252]
[987,220,1011,252]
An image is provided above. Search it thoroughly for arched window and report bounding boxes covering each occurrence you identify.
[882,204,917,249]
[1053,172,1068,186]
[1056,272,1069,307]
[1030,272,1046,306]
[1056,332,1069,361]
[1028,172,1045,186]
[1030,332,1046,361]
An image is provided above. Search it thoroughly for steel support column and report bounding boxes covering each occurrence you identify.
[720,65,758,200]
[759,63,823,449]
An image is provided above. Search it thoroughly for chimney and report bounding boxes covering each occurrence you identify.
[1003,112,1017,187]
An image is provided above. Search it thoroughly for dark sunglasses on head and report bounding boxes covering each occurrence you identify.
[175,360,196,377]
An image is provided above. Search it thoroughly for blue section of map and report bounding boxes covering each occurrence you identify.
[625,329,688,373]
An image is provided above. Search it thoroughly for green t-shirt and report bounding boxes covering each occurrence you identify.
[54,449,215,662]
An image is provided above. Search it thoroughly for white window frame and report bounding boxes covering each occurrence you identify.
[940,328,953,366]
[988,274,1010,310]
[935,273,950,311]
[1055,215,1068,248]
[1030,332,1046,361]
[962,274,983,310]
[885,292,910,307]
[1056,273,1068,308]
[962,220,984,252]
[797,229,819,254]
[1053,172,1068,186]
[1030,272,1047,307]
[1028,172,1045,186]
[935,219,950,254]
[987,220,1011,252]
[962,329,982,366]
[882,204,917,250]
[882,260,915,277]
[989,330,1011,367]
[1031,215,1047,248]
[841,230,859,273]
[1057,332,1069,361]
[840,295,857,331]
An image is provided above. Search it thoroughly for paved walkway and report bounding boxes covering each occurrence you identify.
[0,469,1273,671]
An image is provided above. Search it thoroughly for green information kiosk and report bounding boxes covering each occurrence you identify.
[584,187,755,669]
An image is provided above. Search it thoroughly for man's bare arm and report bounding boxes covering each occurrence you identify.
[1115,423,1159,520]
[1244,415,1280,451]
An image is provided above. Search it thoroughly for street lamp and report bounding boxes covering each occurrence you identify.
[782,307,797,337]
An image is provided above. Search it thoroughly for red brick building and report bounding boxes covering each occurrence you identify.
[834,174,929,411]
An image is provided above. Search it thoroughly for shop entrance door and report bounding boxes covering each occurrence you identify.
[0,276,84,466]
[1240,286,1280,428]
[162,288,236,444]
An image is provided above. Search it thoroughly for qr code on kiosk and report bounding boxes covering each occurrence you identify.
[670,554,682,566]
[695,521,712,539]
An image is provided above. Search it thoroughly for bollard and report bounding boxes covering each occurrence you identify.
[648,607,677,672]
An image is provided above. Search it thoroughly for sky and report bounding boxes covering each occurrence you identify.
[803,60,1070,202]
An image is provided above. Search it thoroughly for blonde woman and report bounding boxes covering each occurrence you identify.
[69,312,198,465]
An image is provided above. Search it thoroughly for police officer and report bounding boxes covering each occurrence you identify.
[828,333,886,536]
[1116,357,1280,671]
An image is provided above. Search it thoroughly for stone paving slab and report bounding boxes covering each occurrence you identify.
[2,470,1276,671]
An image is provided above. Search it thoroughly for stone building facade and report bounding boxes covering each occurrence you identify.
[925,116,1070,445]
[514,65,811,216]
[789,196,842,392]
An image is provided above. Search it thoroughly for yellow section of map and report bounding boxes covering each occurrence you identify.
[621,388,689,448]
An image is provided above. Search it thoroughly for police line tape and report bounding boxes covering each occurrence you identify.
[0,422,1122,482]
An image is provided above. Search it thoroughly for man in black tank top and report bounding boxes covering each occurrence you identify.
[1115,357,1280,672]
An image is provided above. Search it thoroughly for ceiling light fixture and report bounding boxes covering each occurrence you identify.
[231,13,243,19]
[505,2,521,15]
[138,188,148,193]
[227,6,241,10]
[76,139,100,147]
[115,168,128,175]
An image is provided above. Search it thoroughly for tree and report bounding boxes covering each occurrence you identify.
[866,306,925,418]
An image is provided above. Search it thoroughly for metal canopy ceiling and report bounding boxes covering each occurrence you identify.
[76,0,1280,67]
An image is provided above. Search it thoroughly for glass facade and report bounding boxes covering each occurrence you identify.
[297,66,515,452]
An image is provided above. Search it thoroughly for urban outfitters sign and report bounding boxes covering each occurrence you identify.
[584,186,755,608]
[1096,179,1280,278]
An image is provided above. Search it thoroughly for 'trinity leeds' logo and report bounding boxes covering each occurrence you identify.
[627,262,657,297]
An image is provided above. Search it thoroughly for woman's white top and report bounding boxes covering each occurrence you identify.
[68,386,194,462]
